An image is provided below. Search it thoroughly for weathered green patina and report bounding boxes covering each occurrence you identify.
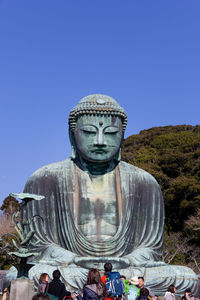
[19,95,199,295]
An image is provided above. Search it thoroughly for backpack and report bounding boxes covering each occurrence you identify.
[105,272,125,298]
[127,285,139,300]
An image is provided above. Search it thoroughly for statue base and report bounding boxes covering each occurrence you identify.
[28,262,200,297]
[10,279,34,300]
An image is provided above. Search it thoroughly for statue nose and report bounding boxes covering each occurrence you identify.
[94,129,106,146]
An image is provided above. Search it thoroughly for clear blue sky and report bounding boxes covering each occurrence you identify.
[0,0,200,205]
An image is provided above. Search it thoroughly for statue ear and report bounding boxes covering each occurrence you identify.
[116,134,124,162]
[69,129,76,160]
[69,128,74,146]
[121,134,125,145]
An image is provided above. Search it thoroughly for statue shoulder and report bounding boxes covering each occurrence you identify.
[25,158,73,183]
[119,161,159,186]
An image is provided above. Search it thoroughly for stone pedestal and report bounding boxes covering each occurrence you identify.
[10,279,34,300]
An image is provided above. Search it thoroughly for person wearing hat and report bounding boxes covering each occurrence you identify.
[121,276,140,300]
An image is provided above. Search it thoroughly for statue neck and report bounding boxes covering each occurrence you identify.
[74,155,118,175]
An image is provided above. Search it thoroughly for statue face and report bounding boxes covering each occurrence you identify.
[73,114,123,163]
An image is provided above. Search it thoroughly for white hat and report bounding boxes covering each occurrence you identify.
[130,276,139,285]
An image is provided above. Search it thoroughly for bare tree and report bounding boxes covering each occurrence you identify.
[163,230,200,274]
[185,208,200,231]
[0,215,15,236]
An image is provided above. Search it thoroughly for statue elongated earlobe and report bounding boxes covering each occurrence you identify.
[116,136,124,162]
[116,149,121,162]
[69,129,76,160]
[71,146,76,160]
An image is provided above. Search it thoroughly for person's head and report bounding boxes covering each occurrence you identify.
[39,273,49,283]
[167,285,176,294]
[140,288,149,297]
[120,275,126,281]
[85,268,106,298]
[69,94,127,164]
[32,294,50,300]
[104,262,113,273]
[185,288,192,297]
[129,276,139,286]
[155,295,159,300]
[138,277,144,288]
[52,269,61,280]
[86,268,102,285]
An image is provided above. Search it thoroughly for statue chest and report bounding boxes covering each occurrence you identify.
[74,169,120,241]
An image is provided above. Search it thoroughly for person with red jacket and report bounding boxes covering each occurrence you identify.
[101,262,124,300]
[101,263,113,300]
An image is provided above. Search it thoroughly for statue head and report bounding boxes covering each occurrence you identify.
[68,94,127,164]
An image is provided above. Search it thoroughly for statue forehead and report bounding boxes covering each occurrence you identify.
[76,114,122,127]
[68,94,127,132]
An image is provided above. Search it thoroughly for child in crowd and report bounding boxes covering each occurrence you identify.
[37,273,50,294]
[137,288,150,300]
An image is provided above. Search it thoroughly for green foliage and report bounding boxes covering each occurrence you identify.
[0,252,19,270]
[122,125,200,233]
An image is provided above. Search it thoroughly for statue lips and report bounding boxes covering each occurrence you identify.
[90,146,117,157]
[90,145,115,152]
[91,149,107,153]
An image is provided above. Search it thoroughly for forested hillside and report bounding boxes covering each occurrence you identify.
[122,125,200,271]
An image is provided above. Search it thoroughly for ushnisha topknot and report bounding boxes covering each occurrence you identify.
[68,94,127,132]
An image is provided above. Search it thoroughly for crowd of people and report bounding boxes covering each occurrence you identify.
[31,262,196,300]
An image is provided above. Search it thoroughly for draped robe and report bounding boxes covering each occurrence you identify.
[22,159,163,259]
[21,159,200,295]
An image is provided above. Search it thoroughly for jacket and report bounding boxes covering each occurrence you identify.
[101,275,112,300]
[37,281,48,294]
[77,284,104,300]
[164,292,175,300]
[123,280,140,296]
[47,278,67,300]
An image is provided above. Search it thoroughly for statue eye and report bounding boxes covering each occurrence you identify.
[104,127,119,134]
[80,125,97,133]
